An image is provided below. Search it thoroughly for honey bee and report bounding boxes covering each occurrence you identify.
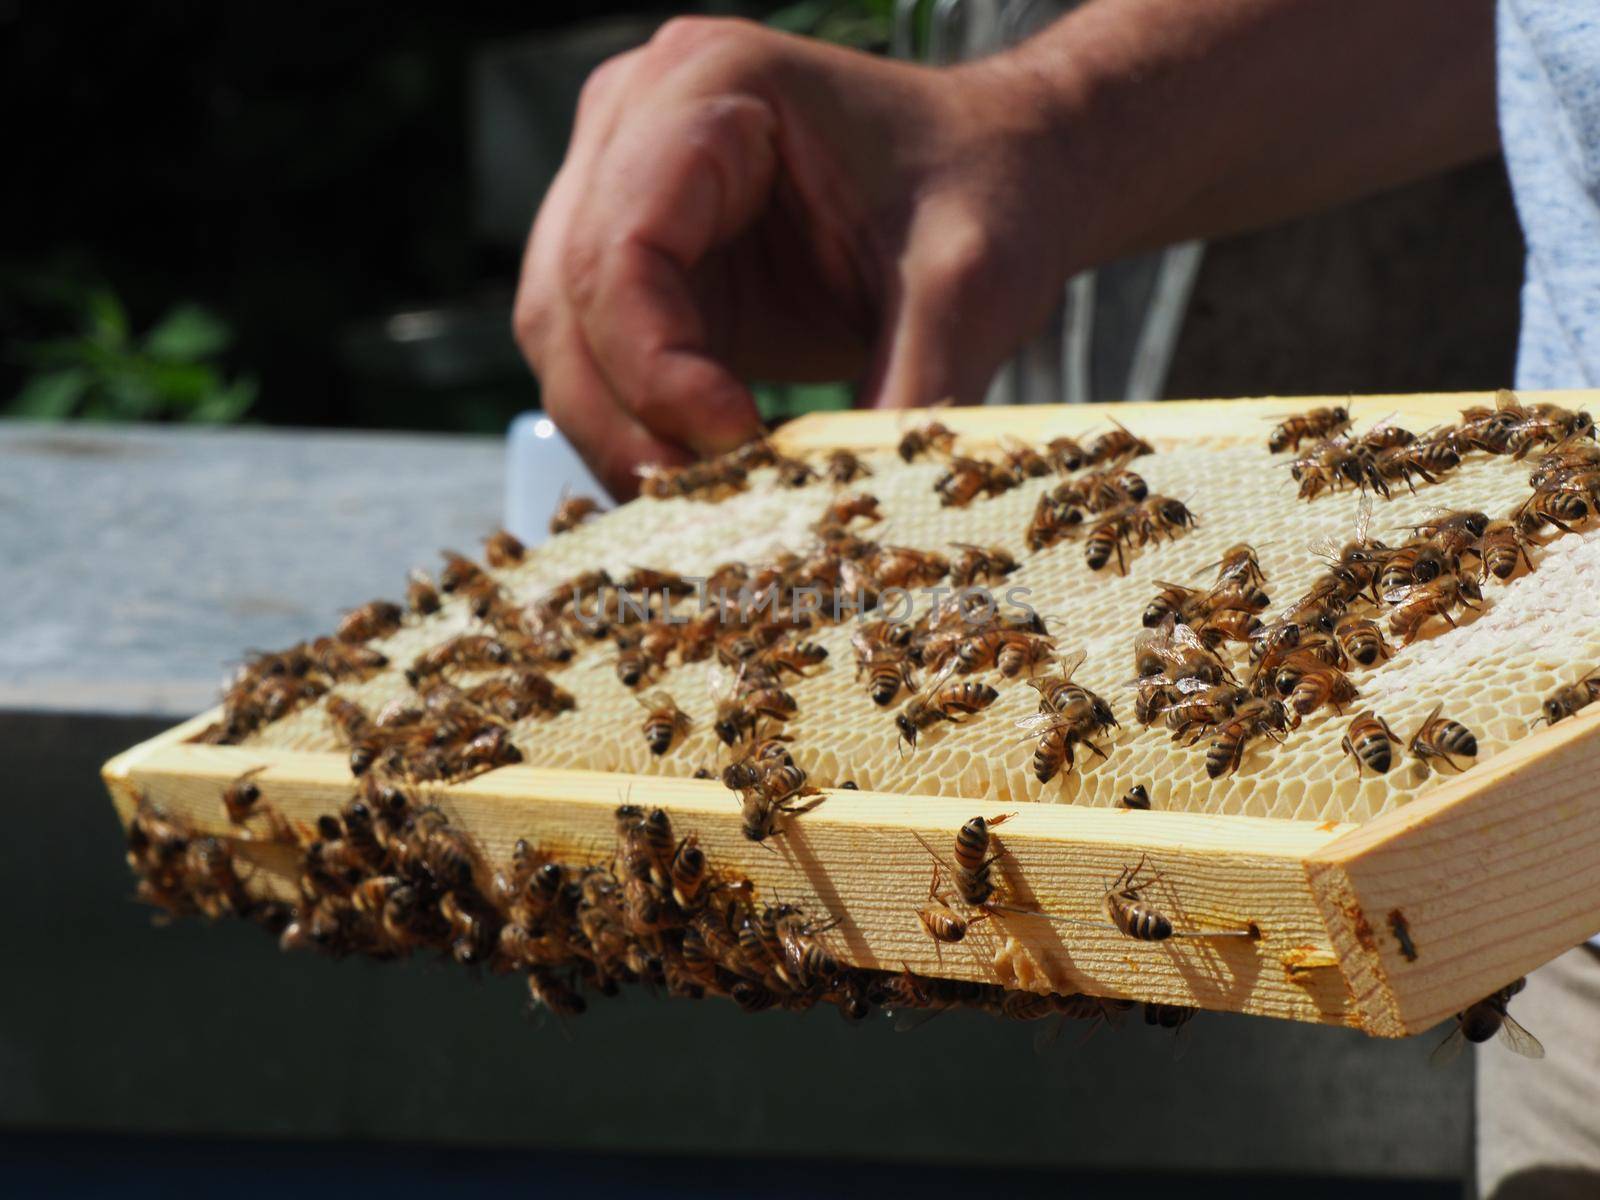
[728,763,824,842]
[1079,467,1149,511]
[1194,608,1263,648]
[1529,440,1600,491]
[1030,651,1120,723]
[955,629,1054,678]
[1163,680,1250,745]
[221,766,267,824]
[948,543,1018,588]
[1431,977,1544,1065]
[1283,663,1358,725]
[1385,575,1482,646]
[405,568,441,615]
[1342,710,1402,776]
[1085,510,1135,574]
[1025,492,1084,551]
[405,634,512,684]
[1046,435,1087,473]
[1121,784,1151,810]
[1104,857,1174,941]
[935,455,1010,507]
[549,492,602,534]
[760,638,830,678]
[868,545,949,590]
[1269,404,1351,453]
[437,550,485,594]
[896,672,1000,751]
[1132,495,1196,543]
[1205,697,1290,778]
[613,633,656,690]
[1520,483,1593,535]
[1535,666,1600,725]
[857,652,917,707]
[1354,418,1417,453]
[1194,542,1267,589]
[710,665,799,745]
[998,436,1052,482]
[1086,418,1154,465]
[1143,581,1202,628]
[823,449,872,484]
[463,670,575,721]
[636,691,692,755]
[482,528,526,568]
[898,419,956,462]
[1334,615,1392,667]
[915,863,971,948]
[773,455,820,488]
[335,600,403,645]
[1478,520,1533,581]
[1133,621,1234,687]
[818,492,881,527]
[1377,538,1457,597]
[1407,703,1479,773]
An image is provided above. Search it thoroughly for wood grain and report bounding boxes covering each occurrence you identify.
[105,738,1359,1027]
[772,390,1599,452]
[1308,701,1600,1036]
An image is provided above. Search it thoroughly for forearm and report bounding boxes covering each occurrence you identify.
[981,0,1499,274]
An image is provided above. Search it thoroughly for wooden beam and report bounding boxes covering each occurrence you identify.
[773,390,1599,451]
[105,733,1360,1028]
[1307,702,1600,1036]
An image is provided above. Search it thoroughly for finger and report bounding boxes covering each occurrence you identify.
[564,96,776,455]
[513,48,645,372]
[857,214,1008,411]
[537,313,691,502]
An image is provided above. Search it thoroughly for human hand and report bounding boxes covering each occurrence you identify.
[513,17,1074,497]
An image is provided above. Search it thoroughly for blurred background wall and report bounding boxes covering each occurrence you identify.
[2,2,1522,438]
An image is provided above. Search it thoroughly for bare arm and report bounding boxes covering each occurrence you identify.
[515,2,1497,496]
[999,0,1499,274]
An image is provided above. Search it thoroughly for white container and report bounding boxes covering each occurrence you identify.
[503,412,607,547]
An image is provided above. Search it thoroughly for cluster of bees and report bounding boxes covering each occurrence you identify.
[632,435,855,501]
[196,619,396,744]
[125,783,1188,1032]
[1276,390,1594,505]
[123,778,1540,1061]
[1063,393,1600,784]
[902,416,1195,577]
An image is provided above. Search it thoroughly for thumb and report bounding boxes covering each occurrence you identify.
[857,216,1009,410]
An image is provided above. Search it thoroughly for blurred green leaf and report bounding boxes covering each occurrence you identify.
[185,376,258,423]
[766,0,893,48]
[11,367,93,418]
[5,278,256,425]
[144,303,233,361]
[84,286,129,348]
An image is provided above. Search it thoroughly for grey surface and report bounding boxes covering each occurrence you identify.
[0,422,502,715]
[0,423,1472,1176]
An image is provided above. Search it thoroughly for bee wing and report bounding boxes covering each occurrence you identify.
[1169,621,1207,651]
[1498,1013,1546,1060]
[1014,712,1066,735]
[892,1003,953,1034]
[1381,582,1421,606]
[1053,648,1088,682]
[1352,491,1374,543]
[1495,387,1521,412]
[1172,676,1214,696]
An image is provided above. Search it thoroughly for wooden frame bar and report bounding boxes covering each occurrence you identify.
[101,390,1600,1036]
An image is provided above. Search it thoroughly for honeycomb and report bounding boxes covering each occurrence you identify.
[239,407,1600,827]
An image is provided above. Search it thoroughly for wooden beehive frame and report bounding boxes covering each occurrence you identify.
[102,391,1600,1037]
